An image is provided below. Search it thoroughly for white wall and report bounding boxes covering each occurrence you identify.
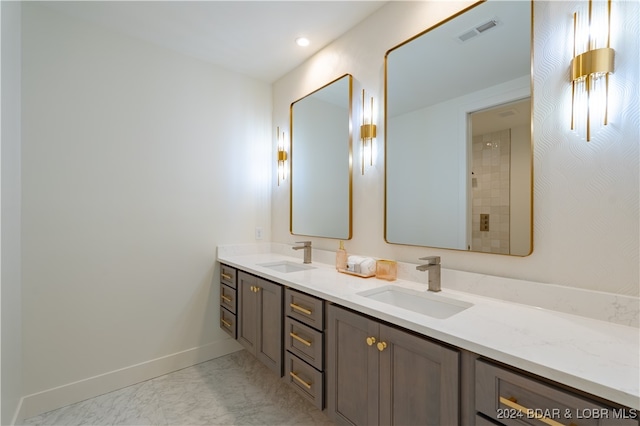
[273,0,639,297]
[20,3,270,418]
[1,2,23,424]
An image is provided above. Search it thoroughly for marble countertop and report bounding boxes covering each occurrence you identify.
[217,245,640,410]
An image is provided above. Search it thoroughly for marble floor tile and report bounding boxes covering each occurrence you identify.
[22,350,334,426]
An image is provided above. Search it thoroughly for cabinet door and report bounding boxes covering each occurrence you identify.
[327,305,379,426]
[255,277,283,376]
[237,272,257,352]
[378,324,460,426]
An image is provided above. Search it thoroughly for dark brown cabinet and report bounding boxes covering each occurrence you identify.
[326,304,460,426]
[217,263,637,425]
[219,264,237,338]
[283,288,326,409]
[475,360,639,426]
[237,271,283,376]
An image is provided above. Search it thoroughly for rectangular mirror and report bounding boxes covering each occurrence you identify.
[385,0,532,255]
[290,74,353,239]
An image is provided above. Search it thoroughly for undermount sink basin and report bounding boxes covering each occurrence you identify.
[357,286,472,319]
[258,261,316,273]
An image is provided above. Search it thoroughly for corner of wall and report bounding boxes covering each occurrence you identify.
[1,1,23,425]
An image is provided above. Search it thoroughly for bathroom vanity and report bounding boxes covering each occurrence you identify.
[217,244,639,425]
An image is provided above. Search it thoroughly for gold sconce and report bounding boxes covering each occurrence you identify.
[360,89,377,175]
[276,126,288,186]
[571,0,615,142]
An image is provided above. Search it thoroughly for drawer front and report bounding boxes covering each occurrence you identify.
[284,351,323,410]
[476,414,502,426]
[220,264,237,289]
[220,284,237,314]
[284,317,323,371]
[476,360,639,426]
[285,288,324,331]
[220,307,236,339]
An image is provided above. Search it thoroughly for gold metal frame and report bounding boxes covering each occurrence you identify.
[382,0,534,256]
[289,74,354,239]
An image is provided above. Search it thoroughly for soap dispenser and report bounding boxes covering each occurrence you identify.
[336,241,347,271]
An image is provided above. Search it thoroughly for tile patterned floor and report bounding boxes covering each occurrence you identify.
[22,350,334,426]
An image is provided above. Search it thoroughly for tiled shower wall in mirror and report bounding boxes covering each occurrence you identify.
[472,129,511,254]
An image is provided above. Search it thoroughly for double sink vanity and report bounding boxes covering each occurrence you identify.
[221,1,639,424]
[217,243,639,426]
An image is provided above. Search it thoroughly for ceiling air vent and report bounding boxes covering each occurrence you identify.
[456,18,500,43]
[498,109,517,118]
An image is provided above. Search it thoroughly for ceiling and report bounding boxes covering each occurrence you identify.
[387,0,531,117]
[39,1,388,83]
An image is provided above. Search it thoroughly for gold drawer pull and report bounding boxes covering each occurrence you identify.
[221,273,232,280]
[499,396,567,426]
[290,303,312,315]
[220,295,232,303]
[289,371,312,389]
[290,332,312,347]
[221,319,232,328]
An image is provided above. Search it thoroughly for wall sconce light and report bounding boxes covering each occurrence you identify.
[276,126,288,186]
[571,0,615,142]
[360,89,377,175]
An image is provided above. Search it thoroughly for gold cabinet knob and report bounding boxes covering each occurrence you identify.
[254,286,261,293]
[366,337,376,346]
[377,342,387,352]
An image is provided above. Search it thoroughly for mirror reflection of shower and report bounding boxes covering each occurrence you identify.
[469,98,531,255]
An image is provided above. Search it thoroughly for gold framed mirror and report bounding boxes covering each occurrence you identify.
[290,74,353,239]
[385,0,533,255]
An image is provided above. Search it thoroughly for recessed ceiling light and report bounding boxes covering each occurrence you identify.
[295,37,310,47]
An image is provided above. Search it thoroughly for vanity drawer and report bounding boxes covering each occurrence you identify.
[476,360,638,426]
[476,414,502,426]
[285,288,324,331]
[284,351,323,410]
[284,317,323,371]
[220,307,236,339]
[220,264,237,289]
[220,284,236,314]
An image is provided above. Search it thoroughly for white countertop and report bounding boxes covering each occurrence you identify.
[217,247,640,410]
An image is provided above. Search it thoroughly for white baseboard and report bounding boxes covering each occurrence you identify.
[16,338,243,423]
